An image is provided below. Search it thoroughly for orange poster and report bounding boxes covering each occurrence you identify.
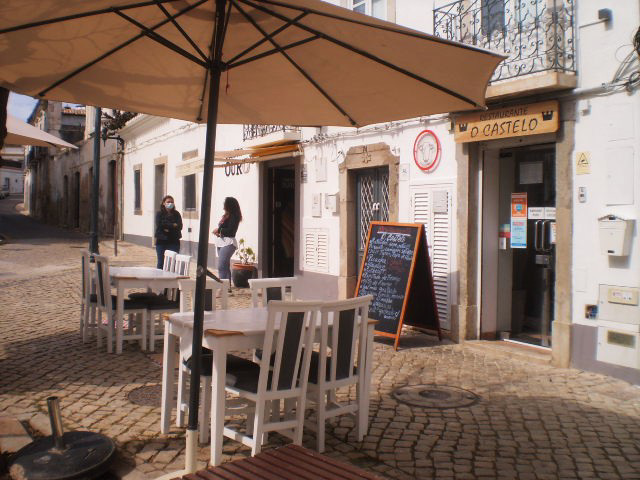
[510,193,527,249]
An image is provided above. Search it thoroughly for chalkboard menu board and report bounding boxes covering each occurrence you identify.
[355,222,441,350]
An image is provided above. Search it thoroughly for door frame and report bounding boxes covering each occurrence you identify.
[260,156,299,278]
[471,123,572,365]
[338,143,399,298]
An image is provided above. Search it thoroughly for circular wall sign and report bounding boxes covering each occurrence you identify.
[413,129,441,172]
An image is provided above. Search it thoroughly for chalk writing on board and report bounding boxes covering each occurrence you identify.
[356,225,418,332]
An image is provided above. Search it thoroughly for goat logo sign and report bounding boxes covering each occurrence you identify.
[454,101,559,143]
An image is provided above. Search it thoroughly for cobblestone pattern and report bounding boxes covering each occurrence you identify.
[1,200,640,479]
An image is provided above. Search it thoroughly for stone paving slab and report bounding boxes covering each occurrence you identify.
[1,198,640,479]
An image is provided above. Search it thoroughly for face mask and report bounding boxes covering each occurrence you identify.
[165,203,174,209]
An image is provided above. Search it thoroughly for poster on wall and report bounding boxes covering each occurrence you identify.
[511,193,527,249]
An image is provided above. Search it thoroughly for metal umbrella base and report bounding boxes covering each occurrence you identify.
[9,397,115,480]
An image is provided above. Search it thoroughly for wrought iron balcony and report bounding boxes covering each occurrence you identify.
[434,0,575,83]
[242,124,300,142]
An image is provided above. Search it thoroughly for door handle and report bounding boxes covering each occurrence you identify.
[534,220,542,250]
[542,220,553,252]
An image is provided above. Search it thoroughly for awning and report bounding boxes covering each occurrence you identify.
[176,144,301,176]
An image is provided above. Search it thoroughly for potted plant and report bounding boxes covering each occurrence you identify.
[231,238,257,288]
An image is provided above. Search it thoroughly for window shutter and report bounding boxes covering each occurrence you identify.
[411,186,452,330]
[304,228,329,272]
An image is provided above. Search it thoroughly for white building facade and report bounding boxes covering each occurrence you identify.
[118,0,640,384]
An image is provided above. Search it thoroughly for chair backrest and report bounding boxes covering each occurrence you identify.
[163,250,178,271]
[174,254,192,276]
[93,255,113,315]
[80,250,91,301]
[315,295,373,386]
[178,278,229,312]
[249,277,298,307]
[256,300,320,396]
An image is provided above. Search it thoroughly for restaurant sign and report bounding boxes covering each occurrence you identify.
[454,100,559,143]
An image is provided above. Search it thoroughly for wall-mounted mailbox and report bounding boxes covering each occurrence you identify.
[598,216,634,256]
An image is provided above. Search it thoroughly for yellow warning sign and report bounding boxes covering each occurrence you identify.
[576,152,591,175]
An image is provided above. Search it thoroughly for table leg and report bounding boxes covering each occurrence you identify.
[116,284,124,354]
[210,345,227,466]
[161,327,177,434]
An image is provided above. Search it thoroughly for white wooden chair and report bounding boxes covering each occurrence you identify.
[93,255,148,353]
[248,277,299,363]
[175,277,230,443]
[305,295,373,452]
[248,277,298,307]
[80,250,97,343]
[147,253,191,351]
[223,300,320,456]
[163,249,178,271]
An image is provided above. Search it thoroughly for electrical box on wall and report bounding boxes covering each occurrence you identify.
[598,285,640,325]
[325,193,339,214]
[311,193,322,217]
[598,216,634,256]
[596,324,640,369]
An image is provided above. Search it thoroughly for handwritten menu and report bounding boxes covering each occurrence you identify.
[356,222,441,350]
[356,224,417,333]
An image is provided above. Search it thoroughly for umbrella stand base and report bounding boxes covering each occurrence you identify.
[9,431,115,480]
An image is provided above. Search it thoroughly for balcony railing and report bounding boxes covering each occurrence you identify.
[242,124,300,142]
[434,0,575,82]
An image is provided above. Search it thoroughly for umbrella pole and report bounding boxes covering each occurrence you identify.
[185,0,227,473]
[89,107,101,254]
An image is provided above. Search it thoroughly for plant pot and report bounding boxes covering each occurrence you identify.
[231,263,257,288]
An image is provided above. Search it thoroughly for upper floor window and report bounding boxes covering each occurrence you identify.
[481,0,505,38]
[352,0,386,20]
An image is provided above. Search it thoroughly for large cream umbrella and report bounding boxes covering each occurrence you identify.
[0,0,504,472]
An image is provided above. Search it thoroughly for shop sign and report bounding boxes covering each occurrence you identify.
[511,192,527,249]
[454,100,559,143]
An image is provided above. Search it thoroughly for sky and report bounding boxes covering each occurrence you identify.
[8,92,38,121]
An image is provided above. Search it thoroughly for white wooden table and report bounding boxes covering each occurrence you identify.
[160,306,376,466]
[109,266,187,354]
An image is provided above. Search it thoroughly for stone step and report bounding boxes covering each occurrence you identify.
[464,340,552,366]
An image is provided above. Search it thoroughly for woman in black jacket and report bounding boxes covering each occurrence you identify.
[155,195,183,269]
[212,196,242,282]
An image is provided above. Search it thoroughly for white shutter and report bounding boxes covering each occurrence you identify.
[304,228,329,273]
[411,186,452,330]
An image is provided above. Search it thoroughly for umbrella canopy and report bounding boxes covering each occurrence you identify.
[0,0,503,128]
[1,0,503,472]
[5,114,77,148]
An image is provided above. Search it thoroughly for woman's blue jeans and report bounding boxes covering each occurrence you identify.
[156,242,180,269]
[217,244,237,280]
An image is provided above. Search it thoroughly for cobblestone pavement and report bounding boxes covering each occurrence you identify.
[1,197,640,479]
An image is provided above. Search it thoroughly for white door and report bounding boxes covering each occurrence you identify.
[411,184,453,330]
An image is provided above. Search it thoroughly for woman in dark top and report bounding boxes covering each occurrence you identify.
[212,196,242,282]
[154,195,183,269]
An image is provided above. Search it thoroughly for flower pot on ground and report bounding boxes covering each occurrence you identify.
[231,262,257,288]
[231,239,257,288]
